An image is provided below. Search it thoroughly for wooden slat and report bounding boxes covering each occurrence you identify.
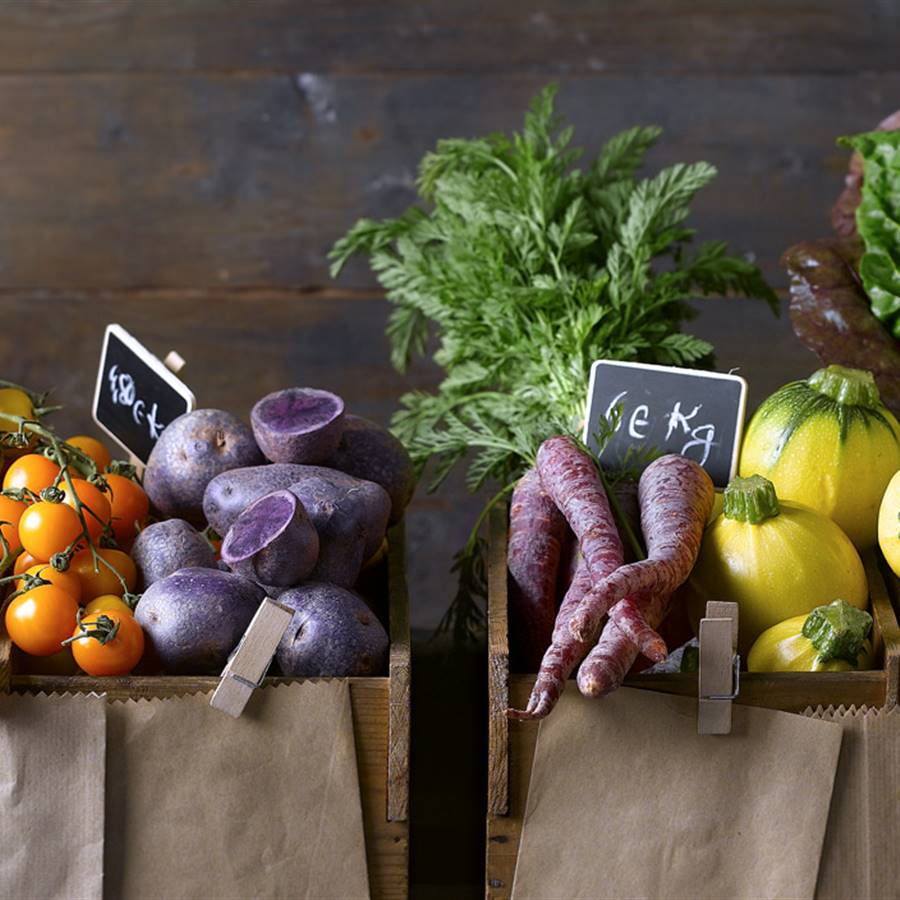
[387,520,411,823]
[486,504,510,818]
[0,74,896,289]
[0,2,896,76]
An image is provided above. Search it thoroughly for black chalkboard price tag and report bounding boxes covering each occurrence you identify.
[583,360,747,487]
[92,324,195,465]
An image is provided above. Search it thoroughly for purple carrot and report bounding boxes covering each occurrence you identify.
[507,467,567,670]
[534,436,624,586]
[576,590,674,698]
[507,557,601,720]
[569,454,714,659]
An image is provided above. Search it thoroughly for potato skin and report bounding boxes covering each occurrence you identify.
[144,409,263,525]
[131,519,216,589]
[324,415,416,524]
[275,583,389,677]
[134,567,264,674]
[221,489,319,587]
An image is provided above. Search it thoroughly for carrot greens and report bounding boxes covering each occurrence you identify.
[330,84,776,638]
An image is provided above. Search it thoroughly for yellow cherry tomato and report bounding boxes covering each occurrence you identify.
[64,435,112,473]
[15,563,82,604]
[84,594,134,617]
[70,548,137,601]
[69,610,144,676]
[0,387,33,433]
[0,493,26,556]
[5,585,79,656]
[18,501,83,561]
[60,478,111,540]
[3,453,60,495]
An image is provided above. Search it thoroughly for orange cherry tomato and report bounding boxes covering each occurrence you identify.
[13,550,42,574]
[0,493,26,556]
[18,501,83,561]
[15,563,82,604]
[2,453,60,495]
[60,478,111,540]
[105,474,150,548]
[70,548,137,601]
[5,585,79,656]
[64,435,111,473]
[69,609,144,676]
[84,594,133,617]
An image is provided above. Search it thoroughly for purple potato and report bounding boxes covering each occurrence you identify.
[204,464,390,585]
[251,388,345,465]
[323,415,416,523]
[131,519,216,589]
[275,583,389,677]
[221,489,319,587]
[135,567,264,675]
[143,409,263,525]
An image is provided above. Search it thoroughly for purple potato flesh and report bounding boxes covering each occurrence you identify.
[131,518,217,589]
[251,388,345,464]
[275,583,389,677]
[135,567,264,675]
[143,409,263,525]
[221,489,319,587]
[323,415,416,524]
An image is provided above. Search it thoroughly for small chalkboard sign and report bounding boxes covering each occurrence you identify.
[92,324,195,464]
[583,360,747,487]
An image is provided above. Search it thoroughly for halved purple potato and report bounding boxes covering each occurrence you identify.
[203,464,390,587]
[251,388,345,464]
[134,567,264,675]
[221,489,319,587]
[131,518,216,589]
[143,409,263,525]
[323,415,416,523]
[275,583,389,677]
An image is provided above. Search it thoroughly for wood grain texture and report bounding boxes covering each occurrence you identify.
[485,519,900,900]
[387,520,411,822]
[486,504,510,818]
[0,1,896,75]
[0,73,896,289]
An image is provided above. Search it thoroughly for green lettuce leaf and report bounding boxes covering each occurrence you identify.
[838,130,900,338]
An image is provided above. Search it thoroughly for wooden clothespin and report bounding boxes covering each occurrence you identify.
[698,600,740,735]
[210,597,295,718]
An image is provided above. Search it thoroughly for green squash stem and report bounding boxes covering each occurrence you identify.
[801,600,873,665]
[722,474,780,524]
[807,365,882,410]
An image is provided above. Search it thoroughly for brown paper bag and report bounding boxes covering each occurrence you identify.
[512,688,843,900]
[807,704,900,900]
[105,681,369,900]
[0,692,106,900]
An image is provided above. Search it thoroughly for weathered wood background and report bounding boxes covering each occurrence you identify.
[0,3,897,895]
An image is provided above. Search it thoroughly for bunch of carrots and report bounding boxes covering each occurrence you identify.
[507,436,713,721]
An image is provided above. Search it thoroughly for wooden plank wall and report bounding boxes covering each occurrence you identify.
[1,3,898,632]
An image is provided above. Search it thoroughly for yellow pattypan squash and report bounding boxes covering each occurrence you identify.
[688,474,868,656]
[878,469,900,578]
[748,600,874,673]
[739,365,900,550]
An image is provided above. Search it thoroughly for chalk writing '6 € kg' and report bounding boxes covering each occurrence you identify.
[604,392,719,465]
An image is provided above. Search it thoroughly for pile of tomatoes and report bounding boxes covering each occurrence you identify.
[0,404,151,676]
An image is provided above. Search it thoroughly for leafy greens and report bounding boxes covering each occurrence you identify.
[330,85,777,639]
[839,130,900,339]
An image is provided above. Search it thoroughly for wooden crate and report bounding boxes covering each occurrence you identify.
[0,523,411,900]
[485,506,900,900]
